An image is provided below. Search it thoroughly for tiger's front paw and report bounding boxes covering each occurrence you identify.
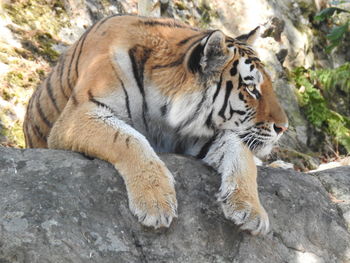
[127,169,178,229]
[219,191,269,235]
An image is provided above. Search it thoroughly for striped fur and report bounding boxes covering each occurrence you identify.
[23,15,288,234]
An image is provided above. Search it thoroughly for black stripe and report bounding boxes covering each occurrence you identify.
[75,26,94,78]
[67,40,81,91]
[33,124,45,141]
[24,125,33,148]
[257,132,271,137]
[238,74,246,89]
[238,48,245,56]
[239,132,249,141]
[218,153,224,164]
[228,103,234,120]
[205,110,213,129]
[238,92,246,102]
[251,57,261,62]
[192,137,199,145]
[58,54,65,85]
[121,80,132,121]
[179,89,207,129]
[94,14,124,32]
[152,37,203,70]
[228,102,246,121]
[212,73,223,102]
[58,54,69,100]
[244,48,254,55]
[240,114,254,124]
[110,62,133,123]
[160,104,167,116]
[67,21,98,92]
[196,136,216,159]
[232,109,246,115]
[218,81,234,120]
[46,73,60,113]
[244,76,254,81]
[36,101,52,128]
[246,115,255,123]
[177,33,203,46]
[128,45,152,132]
[88,90,115,113]
[230,60,239,76]
[245,58,252,64]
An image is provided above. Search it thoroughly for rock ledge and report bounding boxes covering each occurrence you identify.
[0,148,349,263]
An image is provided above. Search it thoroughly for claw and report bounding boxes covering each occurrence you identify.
[221,198,269,235]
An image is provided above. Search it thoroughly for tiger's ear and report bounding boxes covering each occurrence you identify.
[236,26,260,45]
[187,30,231,75]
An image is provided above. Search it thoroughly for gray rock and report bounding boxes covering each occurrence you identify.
[315,166,350,232]
[1,148,350,262]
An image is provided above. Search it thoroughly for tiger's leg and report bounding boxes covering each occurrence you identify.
[48,101,177,228]
[203,131,269,235]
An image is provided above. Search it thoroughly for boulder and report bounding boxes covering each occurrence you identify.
[0,147,349,262]
[314,166,350,232]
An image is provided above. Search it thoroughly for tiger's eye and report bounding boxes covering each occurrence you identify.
[247,86,255,92]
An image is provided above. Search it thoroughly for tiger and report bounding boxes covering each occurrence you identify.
[23,15,288,235]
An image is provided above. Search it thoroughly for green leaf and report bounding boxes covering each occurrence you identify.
[314,7,350,21]
[327,23,349,41]
[325,42,338,53]
[325,22,349,52]
[291,65,350,154]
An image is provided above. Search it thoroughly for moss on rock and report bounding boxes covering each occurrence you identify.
[4,0,69,35]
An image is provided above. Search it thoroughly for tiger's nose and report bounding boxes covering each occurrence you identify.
[273,123,288,134]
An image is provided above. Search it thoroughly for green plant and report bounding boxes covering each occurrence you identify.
[314,3,350,52]
[292,65,350,153]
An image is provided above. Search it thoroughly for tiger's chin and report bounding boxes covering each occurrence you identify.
[252,143,274,159]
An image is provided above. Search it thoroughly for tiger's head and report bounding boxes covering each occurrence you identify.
[184,27,288,158]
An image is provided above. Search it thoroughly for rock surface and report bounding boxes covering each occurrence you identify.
[0,147,350,263]
[315,166,350,232]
